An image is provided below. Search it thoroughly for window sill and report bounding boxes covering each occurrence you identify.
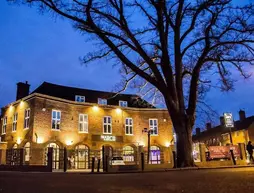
[150,134,159,136]
[78,132,88,134]
[103,133,112,135]
[1,133,6,135]
[125,134,133,136]
[51,129,61,132]
[12,131,16,133]
[24,128,29,130]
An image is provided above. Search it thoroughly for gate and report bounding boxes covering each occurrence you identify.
[6,148,23,166]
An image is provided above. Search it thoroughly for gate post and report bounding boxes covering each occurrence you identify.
[47,147,53,172]
[19,148,24,166]
[63,147,67,172]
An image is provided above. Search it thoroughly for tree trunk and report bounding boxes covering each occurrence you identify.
[174,123,195,167]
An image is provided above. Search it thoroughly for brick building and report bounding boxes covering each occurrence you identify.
[193,110,254,146]
[0,82,173,169]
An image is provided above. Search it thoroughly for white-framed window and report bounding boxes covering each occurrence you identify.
[24,109,30,129]
[52,110,61,130]
[103,116,112,134]
[125,118,133,135]
[12,113,18,132]
[75,95,85,102]
[79,114,88,133]
[149,119,158,135]
[98,98,107,105]
[119,100,128,107]
[2,117,7,134]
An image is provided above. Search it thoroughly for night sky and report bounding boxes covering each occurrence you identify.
[0,0,253,127]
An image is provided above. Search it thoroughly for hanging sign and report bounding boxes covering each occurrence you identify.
[223,113,234,128]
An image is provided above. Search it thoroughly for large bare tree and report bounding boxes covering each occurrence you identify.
[9,0,254,167]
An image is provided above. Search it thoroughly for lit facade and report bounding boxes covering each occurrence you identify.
[0,82,174,169]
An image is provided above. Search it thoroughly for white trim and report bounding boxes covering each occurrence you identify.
[119,100,128,107]
[12,113,18,132]
[125,117,133,135]
[75,95,86,102]
[149,118,159,136]
[78,114,88,133]
[2,117,7,135]
[103,116,112,134]
[51,110,61,130]
[24,108,30,129]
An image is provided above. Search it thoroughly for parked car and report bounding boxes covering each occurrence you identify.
[110,157,125,165]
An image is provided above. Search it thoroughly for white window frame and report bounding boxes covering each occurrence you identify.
[103,116,112,134]
[98,98,107,105]
[52,110,61,130]
[119,100,128,107]
[79,114,88,133]
[149,119,158,135]
[12,113,18,132]
[125,118,133,135]
[24,109,30,129]
[75,95,85,102]
[2,117,7,135]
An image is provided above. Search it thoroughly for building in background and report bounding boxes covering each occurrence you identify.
[0,82,173,169]
[193,110,254,146]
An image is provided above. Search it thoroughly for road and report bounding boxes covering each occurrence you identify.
[0,167,254,193]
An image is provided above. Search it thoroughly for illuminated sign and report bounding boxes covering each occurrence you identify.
[223,113,234,128]
[101,135,116,141]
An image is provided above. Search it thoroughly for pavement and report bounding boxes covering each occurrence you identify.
[1,167,254,193]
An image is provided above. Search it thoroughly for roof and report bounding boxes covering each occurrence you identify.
[193,116,254,141]
[32,82,155,108]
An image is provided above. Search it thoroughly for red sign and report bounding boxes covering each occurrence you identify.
[208,145,240,159]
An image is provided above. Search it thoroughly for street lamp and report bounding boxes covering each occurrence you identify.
[142,128,154,164]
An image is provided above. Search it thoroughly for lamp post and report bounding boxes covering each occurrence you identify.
[142,128,153,164]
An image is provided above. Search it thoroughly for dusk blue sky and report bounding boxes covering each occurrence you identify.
[0,0,253,127]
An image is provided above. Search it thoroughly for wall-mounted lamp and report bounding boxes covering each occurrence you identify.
[93,106,99,111]
[66,140,73,146]
[17,137,22,145]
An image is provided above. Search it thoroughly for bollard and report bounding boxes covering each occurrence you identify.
[230,149,236,165]
[102,146,105,172]
[141,152,144,171]
[97,159,101,172]
[91,157,95,173]
[172,151,176,168]
[63,147,67,172]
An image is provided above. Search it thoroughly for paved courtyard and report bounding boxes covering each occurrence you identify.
[0,167,254,193]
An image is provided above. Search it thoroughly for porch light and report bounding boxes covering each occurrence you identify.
[37,137,44,144]
[66,140,73,146]
[17,137,22,145]
[116,108,122,114]
[165,142,170,147]
[93,106,99,111]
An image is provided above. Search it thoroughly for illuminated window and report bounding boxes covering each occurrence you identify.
[98,98,107,105]
[52,110,61,130]
[12,113,18,132]
[45,143,60,169]
[75,95,85,102]
[75,145,89,169]
[24,142,30,162]
[149,119,158,135]
[2,117,7,134]
[123,146,135,162]
[150,146,161,164]
[79,114,88,133]
[125,118,133,135]
[103,116,112,134]
[119,100,128,107]
[24,109,30,129]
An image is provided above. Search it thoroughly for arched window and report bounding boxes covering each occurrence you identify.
[24,142,31,162]
[150,146,161,164]
[74,145,89,169]
[45,143,60,169]
[123,146,135,162]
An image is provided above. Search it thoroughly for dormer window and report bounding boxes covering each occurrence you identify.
[119,100,128,107]
[98,98,107,105]
[75,95,85,102]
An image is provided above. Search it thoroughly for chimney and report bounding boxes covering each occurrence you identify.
[220,116,225,126]
[196,128,201,135]
[206,122,212,130]
[239,110,246,121]
[16,81,30,100]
